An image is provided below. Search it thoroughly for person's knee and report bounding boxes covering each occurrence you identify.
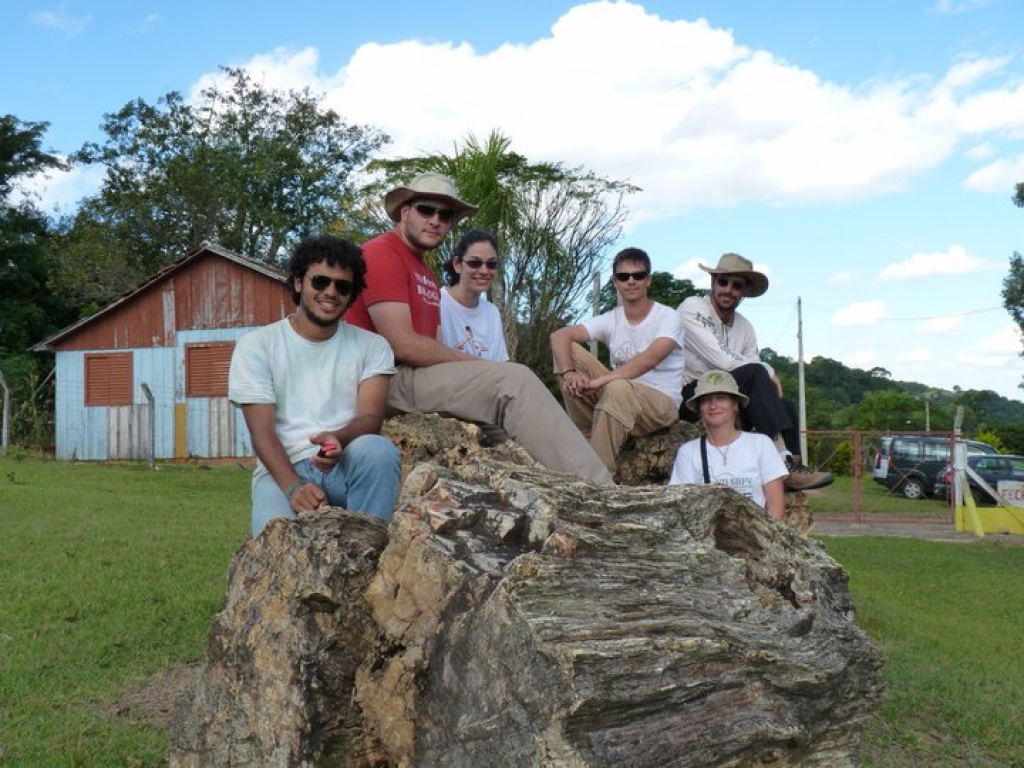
[597,378,633,407]
[346,434,400,470]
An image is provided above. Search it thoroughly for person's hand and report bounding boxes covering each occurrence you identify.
[771,373,783,397]
[288,481,326,513]
[310,433,340,471]
[562,370,590,398]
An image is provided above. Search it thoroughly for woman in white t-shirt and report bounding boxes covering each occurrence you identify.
[669,369,788,520]
[439,229,510,362]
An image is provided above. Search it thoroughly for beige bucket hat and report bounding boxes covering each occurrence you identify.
[685,369,750,412]
[383,172,479,223]
[698,253,769,298]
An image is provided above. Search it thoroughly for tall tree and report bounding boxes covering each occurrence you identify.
[55,67,388,304]
[0,116,73,445]
[1002,251,1024,363]
[366,131,638,375]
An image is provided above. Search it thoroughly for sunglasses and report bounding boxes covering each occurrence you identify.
[715,276,747,291]
[411,202,457,224]
[614,270,649,282]
[461,258,499,270]
[308,275,354,296]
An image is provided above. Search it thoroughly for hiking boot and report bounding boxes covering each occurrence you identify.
[784,455,834,492]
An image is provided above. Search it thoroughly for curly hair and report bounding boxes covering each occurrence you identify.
[287,234,368,305]
[443,228,499,286]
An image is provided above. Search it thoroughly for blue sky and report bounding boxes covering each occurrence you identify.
[5,0,1024,407]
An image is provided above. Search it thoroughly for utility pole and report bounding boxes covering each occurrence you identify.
[797,297,808,460]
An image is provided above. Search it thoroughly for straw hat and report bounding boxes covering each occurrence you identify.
[383,172,479,223]
[698,253,769,298]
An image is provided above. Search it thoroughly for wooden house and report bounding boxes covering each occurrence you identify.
[33,242,291,460]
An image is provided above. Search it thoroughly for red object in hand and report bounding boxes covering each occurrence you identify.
[317,443,338,458]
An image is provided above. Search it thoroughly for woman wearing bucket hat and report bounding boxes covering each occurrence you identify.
[677,252,833,492]
[669,370,788,520]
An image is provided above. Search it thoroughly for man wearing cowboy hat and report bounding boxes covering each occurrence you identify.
[346,172,615,486]
[676,253,832,491]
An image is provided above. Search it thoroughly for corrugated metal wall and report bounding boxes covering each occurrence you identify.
[54,328,262,460]
[50,252,290,460]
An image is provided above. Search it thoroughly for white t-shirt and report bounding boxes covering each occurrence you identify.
[582,302,685,407]
[677,295,774,385]
[668,431,788,508]
[439,289,510,362]
[228,318,396,477]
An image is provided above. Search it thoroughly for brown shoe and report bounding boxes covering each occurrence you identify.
[784,455,834,492]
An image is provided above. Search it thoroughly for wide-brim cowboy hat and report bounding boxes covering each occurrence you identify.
[383,172,479,223]
[698,252,769,298]
[685,369,750,412]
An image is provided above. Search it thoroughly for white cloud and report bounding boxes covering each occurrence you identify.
[929,0,990,15]
[30,6,91,38]
[964,152,1024,192]
[920,314,967,333]
[831,301,887,326]
[843,349,877,367]
[901,346,934,363]
[878,244,994,280]
[966,141,995,159]
[14,164,105,214]
[203,0,1024,228]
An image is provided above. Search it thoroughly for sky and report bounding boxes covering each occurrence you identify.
[5,0,1024,408]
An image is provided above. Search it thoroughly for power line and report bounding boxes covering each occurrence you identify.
[800,301,1007,323]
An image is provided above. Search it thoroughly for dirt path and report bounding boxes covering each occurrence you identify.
[812,519,1024,545]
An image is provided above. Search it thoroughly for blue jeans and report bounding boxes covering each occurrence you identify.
[250,434,401,537]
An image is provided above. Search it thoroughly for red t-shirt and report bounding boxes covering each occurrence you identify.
[346,230,441,337]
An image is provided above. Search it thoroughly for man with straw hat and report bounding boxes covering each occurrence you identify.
[676,253,832,491]
[346,172,615,486]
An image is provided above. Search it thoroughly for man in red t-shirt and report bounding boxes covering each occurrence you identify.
[346,173,614,485]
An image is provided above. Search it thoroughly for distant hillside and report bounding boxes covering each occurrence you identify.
[762,348,1024,453]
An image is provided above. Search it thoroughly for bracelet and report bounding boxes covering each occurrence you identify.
[555,369,576,377]
[284,480,303,500]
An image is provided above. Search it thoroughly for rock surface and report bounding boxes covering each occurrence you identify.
[170,419,883,767]
[383,414,812,533]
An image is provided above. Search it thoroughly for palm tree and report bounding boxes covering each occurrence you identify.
[365,130,637,378]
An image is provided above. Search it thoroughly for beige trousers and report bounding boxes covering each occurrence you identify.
[387,361,615,486]
[558,343,679,473]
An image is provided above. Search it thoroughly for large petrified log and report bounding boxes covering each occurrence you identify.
[170,427,883,767]
[382,414,811,532]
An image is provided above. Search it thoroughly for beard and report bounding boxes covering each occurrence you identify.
[301,299,341,328]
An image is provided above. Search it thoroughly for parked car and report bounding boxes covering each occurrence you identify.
[935,454,1024,504]
[883,435,999,500]
[872,435,894,485]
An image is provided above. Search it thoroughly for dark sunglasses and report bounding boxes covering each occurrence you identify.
[614,270,649,282]
[411,202,457,223]
[461,258,499,270]
[715,276,747,291]
[309,274,354,295]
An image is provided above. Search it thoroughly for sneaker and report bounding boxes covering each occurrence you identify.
[784,455,834,492]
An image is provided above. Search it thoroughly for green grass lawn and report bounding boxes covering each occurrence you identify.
[0,454,251,766]
[818,536,1024,767]
[1,454,1021,766]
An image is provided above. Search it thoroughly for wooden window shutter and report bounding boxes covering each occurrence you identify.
[84,352,133,406]
[186,342,235,398]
